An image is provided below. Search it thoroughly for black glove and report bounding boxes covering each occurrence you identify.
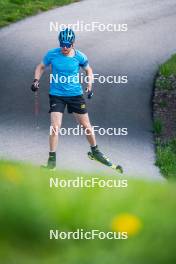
[31,79,39,92]
[87,90,93,99]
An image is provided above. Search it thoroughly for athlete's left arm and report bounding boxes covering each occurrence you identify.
[84,65,93,92]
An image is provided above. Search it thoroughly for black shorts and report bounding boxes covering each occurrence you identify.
[49,94,88,114]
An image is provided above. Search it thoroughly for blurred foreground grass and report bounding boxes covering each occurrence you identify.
[0,160,176,264]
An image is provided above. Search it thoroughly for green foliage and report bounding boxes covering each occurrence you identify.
[153,119,163,135]
[0,0,77,27]
[0,161,176,263]
[159,54,176,77]
[158,100,167,108]
[155,77,172,90]
[154,54,176,178]
[155,139,176,179]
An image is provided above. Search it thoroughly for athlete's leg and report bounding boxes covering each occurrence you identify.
[42,112,63,170]
[73,113,123,173]
[73,113,96,146]
[49,112,63,151]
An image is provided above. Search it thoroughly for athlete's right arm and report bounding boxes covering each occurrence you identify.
[31,49,53,91]
[31,63,46,92]
[34,63,46,81]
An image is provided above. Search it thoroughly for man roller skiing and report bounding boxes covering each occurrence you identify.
[31,28,123,173]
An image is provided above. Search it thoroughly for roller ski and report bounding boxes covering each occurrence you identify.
[41,152,56,171]
[88,146,123,174]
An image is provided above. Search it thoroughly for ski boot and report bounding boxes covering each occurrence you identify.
[88,145,123,174]
[41,152,56,171]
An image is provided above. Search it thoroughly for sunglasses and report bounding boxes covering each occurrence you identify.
[60,42,72,48]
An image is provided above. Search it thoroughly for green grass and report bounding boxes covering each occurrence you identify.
[155,77,173,90]
[0,160,176,264]
[154,54,176,178]
[158,100,167,108]
[0,0,78,27]
[159,54,176,77]
[155,139,176,179]
[153,119,163,136]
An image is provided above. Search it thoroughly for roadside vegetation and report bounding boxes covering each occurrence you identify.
[153,54,176,179]
[0,0,77,27]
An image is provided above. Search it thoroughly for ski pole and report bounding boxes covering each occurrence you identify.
[34,90,40,129]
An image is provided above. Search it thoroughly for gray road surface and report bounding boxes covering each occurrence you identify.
[1,0,176,179]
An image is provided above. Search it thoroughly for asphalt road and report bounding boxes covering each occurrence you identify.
[0,0,176,179]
